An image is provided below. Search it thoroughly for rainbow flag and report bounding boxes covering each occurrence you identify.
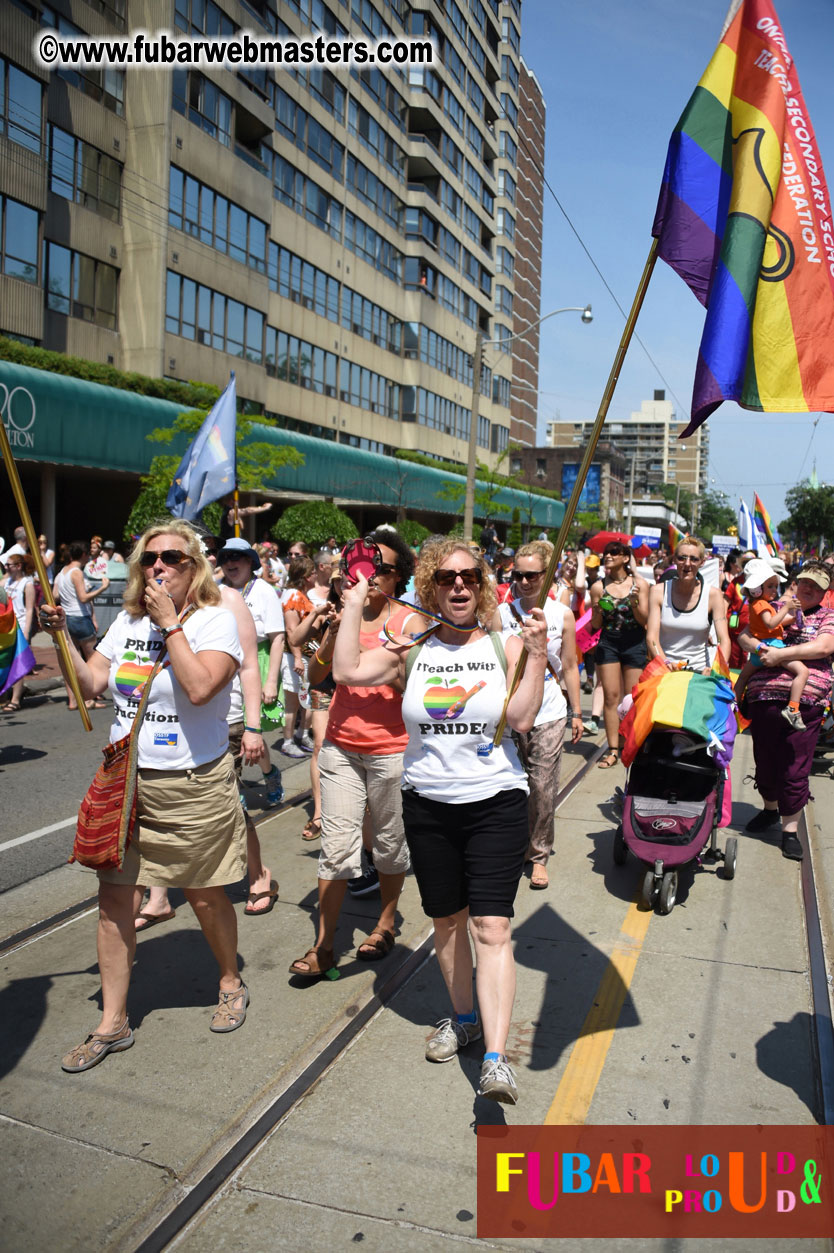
[0,597,35,696]
[753,491,780,553]
[669,522,686,550]
[652,0,834,434]
[620,656,739,769]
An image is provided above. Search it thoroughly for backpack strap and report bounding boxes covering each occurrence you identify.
[405,641,424,682]
[488,630,507,675]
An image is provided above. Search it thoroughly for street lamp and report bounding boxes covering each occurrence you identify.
[463,305,593,541]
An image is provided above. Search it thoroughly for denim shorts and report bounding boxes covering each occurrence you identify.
[65,614,96,643]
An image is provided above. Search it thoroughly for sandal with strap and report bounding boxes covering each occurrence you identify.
[244,880,279,916]
[530,865,549,890]
[61,1017,134,1073]
[597,748,619,770]
[210,982,249,1033]
[288,947,336,979]
[301,817,322,842]
[356,927,395,962]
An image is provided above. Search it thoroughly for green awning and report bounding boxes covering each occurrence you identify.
[0,360,564,527]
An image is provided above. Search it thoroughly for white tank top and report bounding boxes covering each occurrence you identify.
[659,577,711,669]
[54,566,91,619]
[401,633,528,803]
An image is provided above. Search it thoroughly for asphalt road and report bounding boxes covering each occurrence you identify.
[0,690,309,893]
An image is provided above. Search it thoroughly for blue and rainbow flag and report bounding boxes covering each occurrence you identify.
[669,522,686,551]
[620,654,739,769]
[0,596,35,696]
[753,491,780,554]
[652,0,834,434]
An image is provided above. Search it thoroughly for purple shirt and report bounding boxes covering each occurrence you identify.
[747,603,834,707]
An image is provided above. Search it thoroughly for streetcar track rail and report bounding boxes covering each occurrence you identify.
[0,788,312,958]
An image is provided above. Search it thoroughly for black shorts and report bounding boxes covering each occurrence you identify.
[595,631,648,670]
[401,787,529,919]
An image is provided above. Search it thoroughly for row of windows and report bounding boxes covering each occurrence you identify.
[172,70,231,146]
[344,210,402,284]
[41,8,125,116]
[174,0,234,36]
[346,153,404,232]
[165,272,504,441]
[348,99,405,182]
[274,152,343,240]
[275,83,345,180]
[49,125,121,222]
[165,271,264,359]
[45,241,118,329]
[268,242,340,323]
[0,196,38,285]
[0,58,41,153]
[168,168,267,271]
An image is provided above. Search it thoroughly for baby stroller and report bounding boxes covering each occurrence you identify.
[613,727,737,914]
[613,660,739,914]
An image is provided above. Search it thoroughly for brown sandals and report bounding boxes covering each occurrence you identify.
[289,947,337,979]
[61,1018,134,1072]
[356,927,395,962]
[301,817,322,842]
[597,748,620,769]
[244,880,279,916]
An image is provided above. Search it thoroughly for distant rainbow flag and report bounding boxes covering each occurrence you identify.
[620,655,739,769]
[652,0,834,434]
[669,522,686,550]
[753,491,780,554]
[0,597,35,696]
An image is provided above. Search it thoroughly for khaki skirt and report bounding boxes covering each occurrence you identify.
[98,751,246,888]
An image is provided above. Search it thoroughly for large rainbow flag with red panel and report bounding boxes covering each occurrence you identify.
[0,595,35,696]
[620,654,739,769]
[652,0,834,434]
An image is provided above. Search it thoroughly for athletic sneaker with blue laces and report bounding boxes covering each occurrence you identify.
[264,765,284,807]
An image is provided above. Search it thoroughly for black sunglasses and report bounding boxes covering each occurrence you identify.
[512,569,544,582]
[433,567,482,588]
[376,562,398,577]
[139,549,192,568]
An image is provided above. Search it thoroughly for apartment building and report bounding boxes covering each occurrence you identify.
[508,56,543,448]
[546,390,709,500]
[1,0,543,484]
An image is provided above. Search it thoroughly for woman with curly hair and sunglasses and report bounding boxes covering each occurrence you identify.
[332,539,547,1106]
[40,520,249,1073]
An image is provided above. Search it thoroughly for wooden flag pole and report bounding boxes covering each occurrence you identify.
[492,238,660,747]
[0,418,92,731]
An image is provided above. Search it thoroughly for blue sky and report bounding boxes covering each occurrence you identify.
[518,0,833,528]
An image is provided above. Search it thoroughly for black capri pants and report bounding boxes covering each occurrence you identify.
[402,787,529,920]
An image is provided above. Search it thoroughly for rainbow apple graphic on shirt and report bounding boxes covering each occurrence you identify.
[423,675,469,720]
[114,650,154,698]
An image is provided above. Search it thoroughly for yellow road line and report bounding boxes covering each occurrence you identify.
[543,896,653,1126]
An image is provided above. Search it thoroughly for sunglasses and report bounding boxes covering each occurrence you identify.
[376,562,398,577]
[139,549,192,568]
[433,567,482,588]
[676,555,702,564]
[512,569,544,582]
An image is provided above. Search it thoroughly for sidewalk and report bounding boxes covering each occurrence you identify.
[2,732,832,1251]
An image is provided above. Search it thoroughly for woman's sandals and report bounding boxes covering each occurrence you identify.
[356,927,395,961]
[597,748,620,769]
[61,1018,134,1072]
[210,982,249,1032]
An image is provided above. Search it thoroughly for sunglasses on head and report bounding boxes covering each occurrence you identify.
[433,567,482,588]
[512,568,544,582]
[139,549,192,568]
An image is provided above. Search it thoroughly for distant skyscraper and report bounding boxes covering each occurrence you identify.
[510,58,545,449]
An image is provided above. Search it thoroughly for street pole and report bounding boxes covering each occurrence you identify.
[625,457,635,533]
[674,479,681,530]
[463,329,484,543]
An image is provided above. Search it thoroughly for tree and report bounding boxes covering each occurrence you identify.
[271,501,358,550]
[779,482,834,550]
[696,489,736,538]
[395,519,430,548]
[124,407,304,543]
[657,482,696,528]
[508,507,522,549]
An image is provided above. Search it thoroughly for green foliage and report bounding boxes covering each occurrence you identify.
[393,448,562,503]
[271,501,358,550]
[697,489,736,538]
[0,335,219,409]
[571,510,605,546]
[779,482,834,549]
[657,482,696,528]
[395,519,431,548]
[508,507,522,549]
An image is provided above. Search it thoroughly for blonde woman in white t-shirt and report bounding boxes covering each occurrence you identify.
[41,521,249,1073]
[332,540,547,1107]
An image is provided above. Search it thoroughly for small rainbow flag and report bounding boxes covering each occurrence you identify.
[669,522,686,550]
[620,655,738,769]
[0,597,35,696]
[753,492,780,554]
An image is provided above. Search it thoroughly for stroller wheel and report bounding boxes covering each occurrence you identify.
[658,871,678,915]
[722,837,738,880]
[640,868,656,910]
[613,826,627,866]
